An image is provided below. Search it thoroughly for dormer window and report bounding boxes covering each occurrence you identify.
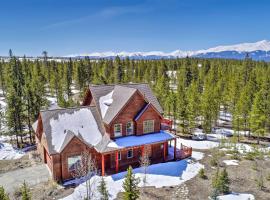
[114,124,122,137]
[126,122,134,135]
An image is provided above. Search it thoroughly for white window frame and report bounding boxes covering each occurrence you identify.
[114,123,122,137]
[143,120,155,134]
[68,155,81,172]
[118,151,121,161]
[126,121,134,135]
[127,149,133,159]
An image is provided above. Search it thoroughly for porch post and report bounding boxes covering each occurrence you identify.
[115,151,119,173]
[174,138,177,160]
[163,142,166,161]
[141,146,144,157]
[101,154,105,176]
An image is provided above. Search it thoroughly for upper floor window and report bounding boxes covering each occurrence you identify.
[114,124,122,137]
[143,120,154,134]
[126,121,134,135]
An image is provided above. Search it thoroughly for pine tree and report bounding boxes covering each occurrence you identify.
[122,166,140,200]
[114,56,123,83]
[20,181,31,200]
[0,186,10,200]
[98,177,110,200]
[219,168,230,194]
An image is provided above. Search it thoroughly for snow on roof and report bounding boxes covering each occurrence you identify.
[50,108,103,152]
[99,90,114,118]
[108,131,175,149]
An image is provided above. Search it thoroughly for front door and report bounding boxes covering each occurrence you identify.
[145,145,152,158]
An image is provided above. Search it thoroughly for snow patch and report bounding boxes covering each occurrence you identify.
[223,160,239,166]
[176,138,219,150]
[0,142,25,160]
[217,192,255,200]
[99,91,114,118]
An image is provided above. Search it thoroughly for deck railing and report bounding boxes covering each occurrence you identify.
[174,144,192,160]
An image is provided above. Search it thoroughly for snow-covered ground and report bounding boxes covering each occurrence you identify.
[217,192,255,200]
[62,153,204,200]
[0,142,25,160]
[223,160,239,166]
[176,137,219,150]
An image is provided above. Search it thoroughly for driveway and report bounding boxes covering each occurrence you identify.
[0,164,50,193]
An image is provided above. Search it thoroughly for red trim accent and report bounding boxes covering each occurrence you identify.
[163,142,166,161]
[102,154,105,176]
[174,138,177,160]
[115,152,119,173]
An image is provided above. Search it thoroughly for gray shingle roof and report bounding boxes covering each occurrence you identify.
[89,83,163,124]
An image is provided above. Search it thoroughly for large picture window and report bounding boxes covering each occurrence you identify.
[114,124,122,137]
[126,121,134,135]
[68,155,81,172]
[143,120,154,134]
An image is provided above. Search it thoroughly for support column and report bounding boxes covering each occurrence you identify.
[101,154,105,176]
[163,142,166,161]
[174,138,177,160]
[115,151,119,173]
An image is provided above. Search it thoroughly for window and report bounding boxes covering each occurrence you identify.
[127,149,133,159]
[68,155,81,172]
[143,120,154,134]
[160,144,164,149]
[126,122,134,135]
[118,152,121,161]
[114,124,122,137]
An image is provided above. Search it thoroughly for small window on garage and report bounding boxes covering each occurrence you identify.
[68,155,81,172]
[127,149,133,159]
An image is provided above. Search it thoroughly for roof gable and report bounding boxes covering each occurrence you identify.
[88,83,163,124]
[134,103,162,121]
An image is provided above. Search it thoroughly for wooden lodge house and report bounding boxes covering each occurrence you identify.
[33,83,192,182]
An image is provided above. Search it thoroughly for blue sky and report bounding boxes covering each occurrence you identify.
[1,0,270,56]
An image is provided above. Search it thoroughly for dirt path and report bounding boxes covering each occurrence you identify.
[0,164,50,194]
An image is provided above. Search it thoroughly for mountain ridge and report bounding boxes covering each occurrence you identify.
[66,40,270,61]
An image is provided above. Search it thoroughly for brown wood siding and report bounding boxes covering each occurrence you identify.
[136,105,162,135]
[59,137,102,180]
[108,91,147,138]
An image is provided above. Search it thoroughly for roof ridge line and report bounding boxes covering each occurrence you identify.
[40,105,96,112]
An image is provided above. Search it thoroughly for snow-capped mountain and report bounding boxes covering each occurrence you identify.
[68,40,270,61]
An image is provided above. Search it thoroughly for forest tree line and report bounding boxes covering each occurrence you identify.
[0,53,269,147]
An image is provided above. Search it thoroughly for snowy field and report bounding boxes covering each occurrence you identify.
[62,152,204,200]
[176,137,219,150]
[217,193,255,200]
[0,135,25,160]
[0,143,25,160]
